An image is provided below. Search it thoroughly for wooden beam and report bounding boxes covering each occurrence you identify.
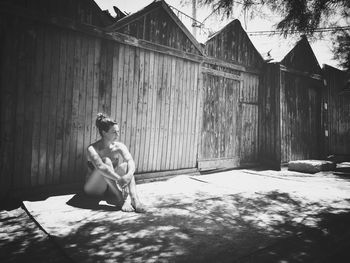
[240,101,259,105]
[280,65,323,81]
[276,63,282,166]
[108,32,203,63]
[135,168,199,183]
[204,56,262,75]
[202,67,241,81]
[198,157,240,170]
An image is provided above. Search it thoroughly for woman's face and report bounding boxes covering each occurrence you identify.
[103,124,120,142]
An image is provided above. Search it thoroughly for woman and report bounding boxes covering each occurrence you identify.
[84,113,146,213]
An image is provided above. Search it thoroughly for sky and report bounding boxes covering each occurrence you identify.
[94,0,340,68]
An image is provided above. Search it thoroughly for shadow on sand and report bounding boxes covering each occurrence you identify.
[56,191,350,262]
[66,192,122,211]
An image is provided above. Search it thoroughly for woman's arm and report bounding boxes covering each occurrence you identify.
[118,143,136,180]
[87,145,122,182]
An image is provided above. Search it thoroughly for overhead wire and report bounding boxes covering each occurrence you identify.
[170,3,349,40]
[248,26,350,36]
[169,5,204,27]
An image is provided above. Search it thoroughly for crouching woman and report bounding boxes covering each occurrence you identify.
[84,113,146,213]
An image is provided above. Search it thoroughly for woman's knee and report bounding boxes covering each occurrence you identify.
[84,171,107,196]
[116,162,128,176]
[83,182,93,195]
[84,182,107,196]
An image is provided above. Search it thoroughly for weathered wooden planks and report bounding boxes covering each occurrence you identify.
[259,63,281,168]
[323,65,350,156]
[1,15,19,194]
[13,19,26,189]
[240,73,259,165]
[1,2,269,195]
[112,2,203,56]
[199,70,242,170]
[260,63,322,166]
[205,20,263,69]
[61,30,76,184]
[280,72,322,163]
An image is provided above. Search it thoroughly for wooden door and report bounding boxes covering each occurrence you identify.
[280,73,322,163]
[198,72,240,170]
[239,73,260,165]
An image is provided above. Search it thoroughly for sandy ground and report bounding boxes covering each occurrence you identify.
[1,168,350,262]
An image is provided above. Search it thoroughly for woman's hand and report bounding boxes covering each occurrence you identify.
[118,174,132,188]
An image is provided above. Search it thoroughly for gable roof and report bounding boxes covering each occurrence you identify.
[206,19,239,42]
[106,0,204,55]
[323,64,350,93]
[281,35,321,74]
[204,19,264,68]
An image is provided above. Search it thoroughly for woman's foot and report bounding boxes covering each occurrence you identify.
[132,202,147,213]
[121,202,135,212]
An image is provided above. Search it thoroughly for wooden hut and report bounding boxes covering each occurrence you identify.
[104,0,205,176]
[200,19,264,170]
[0,0,205,198]
[3,0,332,198]
[322,64,350,157]
[260,36,324,167]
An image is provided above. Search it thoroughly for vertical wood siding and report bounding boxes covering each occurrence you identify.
[259,64,281,168]
[323,65,350,155]
[280,72,322,163]
[199,70,260,169]
[1,4,268,194]
[115,5,201,55]
[200,18,263,169]
[240,72,259,164]
[205,20,263,68]
[0,15,19,194]
[0,14,201,193]
[199,73,240,169]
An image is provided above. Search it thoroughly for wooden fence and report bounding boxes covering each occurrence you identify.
[0,8,204,196]
[0,3,289,197]
[3,2,344,199]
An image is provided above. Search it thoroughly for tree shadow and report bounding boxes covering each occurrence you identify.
[44,190,350,262]
[0,208,71,263]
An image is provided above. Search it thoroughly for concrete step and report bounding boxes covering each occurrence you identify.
[288,160,336,174]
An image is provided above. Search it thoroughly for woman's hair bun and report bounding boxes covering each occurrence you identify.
[96,113,106,120]
[95,113,118,136]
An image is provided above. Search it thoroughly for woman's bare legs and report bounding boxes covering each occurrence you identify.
[115,162,146,213]
[84,158,145,212]
[84,158,124,206]
[84,169,108,196]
